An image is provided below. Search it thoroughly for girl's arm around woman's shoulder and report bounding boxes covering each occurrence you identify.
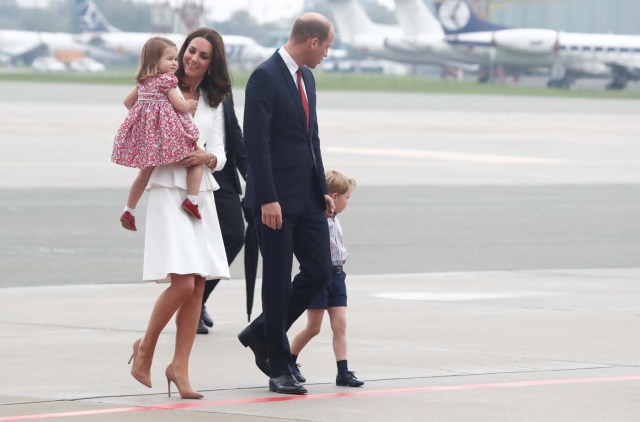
[167,88,197,114]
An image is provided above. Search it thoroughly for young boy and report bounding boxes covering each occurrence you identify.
[290,170,364,387]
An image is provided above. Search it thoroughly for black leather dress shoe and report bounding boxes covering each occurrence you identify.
[201,305,213,328]
[269,374,307,395]
[292,363,306,383]
[238,326,270,376]
[197,318,209,335]
[336,371,364,387]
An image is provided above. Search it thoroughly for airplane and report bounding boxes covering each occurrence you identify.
[326,0,477,70]
[0,29,87,65]
[391,0,534,82]
[75,0,272,69]
[430,0,640,89]
[0,0,132,65]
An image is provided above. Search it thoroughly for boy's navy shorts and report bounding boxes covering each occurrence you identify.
[308,270,347,309]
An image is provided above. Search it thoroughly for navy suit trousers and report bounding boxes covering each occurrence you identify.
[249,187,331,377]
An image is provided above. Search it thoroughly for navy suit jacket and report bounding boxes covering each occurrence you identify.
[243,50,328,215]
[216,94,248,194]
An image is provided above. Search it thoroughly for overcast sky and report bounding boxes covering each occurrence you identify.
[206,0,303,23]
[203,0,394,23]
[15,0,394,23]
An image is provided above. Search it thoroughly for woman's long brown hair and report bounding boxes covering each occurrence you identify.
[175,27,232,108]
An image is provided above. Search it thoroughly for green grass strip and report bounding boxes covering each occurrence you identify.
[1,68,639,99]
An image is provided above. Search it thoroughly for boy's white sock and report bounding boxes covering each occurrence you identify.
[124,207,135,215]
[187,195,198,205]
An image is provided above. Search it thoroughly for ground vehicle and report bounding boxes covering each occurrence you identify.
[69,57,106,73]
[31,56,66,72]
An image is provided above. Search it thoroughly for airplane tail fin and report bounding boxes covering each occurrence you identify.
[76,0,119,33]
[326,0,380,44]
[433,0,509,35]
[394,0,444,38]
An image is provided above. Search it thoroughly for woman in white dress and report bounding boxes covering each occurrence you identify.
[128,28,232,400]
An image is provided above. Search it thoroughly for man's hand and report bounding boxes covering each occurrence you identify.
[261,202,282,230]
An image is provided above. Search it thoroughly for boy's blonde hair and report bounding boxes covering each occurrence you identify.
[135,36,177,83]
[325,170,356,195]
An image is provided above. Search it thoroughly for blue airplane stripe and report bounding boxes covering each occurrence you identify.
[448,39,640,54]
[446,39,493,47]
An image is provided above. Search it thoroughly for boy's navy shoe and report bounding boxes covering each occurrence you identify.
[196,318,209,334]
[336,371,364,387]
[201,305,214,328]
[292,363,306,383]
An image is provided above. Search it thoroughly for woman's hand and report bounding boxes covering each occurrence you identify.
[177,147,210,167]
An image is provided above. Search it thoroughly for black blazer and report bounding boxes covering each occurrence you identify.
[214,94,248,193]
[243,51,328,215]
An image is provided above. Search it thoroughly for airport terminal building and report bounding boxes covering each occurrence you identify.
[484,0,640,35]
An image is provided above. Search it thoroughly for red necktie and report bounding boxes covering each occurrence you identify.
[296,68,309,130]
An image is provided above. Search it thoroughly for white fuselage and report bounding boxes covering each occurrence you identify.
[78,31,272,68]
[446,29,640,77]
[0,29,87,61]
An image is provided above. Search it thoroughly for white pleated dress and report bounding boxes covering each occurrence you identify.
[142,95,230,283]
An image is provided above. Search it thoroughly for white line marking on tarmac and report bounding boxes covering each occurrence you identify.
[374,292,555,301]
[325,146,570,165]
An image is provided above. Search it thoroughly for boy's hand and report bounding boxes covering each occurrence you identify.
[324,195,335,217]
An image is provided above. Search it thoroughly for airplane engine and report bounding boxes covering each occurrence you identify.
[413,34,447,51]
[567,61,610,77]
[384,37,423,54]
[493,29,559,55]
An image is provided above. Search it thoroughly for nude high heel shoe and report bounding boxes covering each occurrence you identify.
[128,338,152,388]
[165,364,203,399]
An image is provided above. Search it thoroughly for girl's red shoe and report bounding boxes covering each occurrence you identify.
[181,199,202,219]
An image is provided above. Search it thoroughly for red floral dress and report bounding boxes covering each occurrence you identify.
[111,73,199,169]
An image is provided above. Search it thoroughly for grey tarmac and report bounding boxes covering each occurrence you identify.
[0,82,638,421]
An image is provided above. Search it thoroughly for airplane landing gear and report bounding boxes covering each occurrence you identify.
[606,76,628,90]
[547,63,572,89]
[477,71,490,84]
[547,77,573,89]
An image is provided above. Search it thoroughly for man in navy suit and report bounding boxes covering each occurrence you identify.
[239,13,335,395]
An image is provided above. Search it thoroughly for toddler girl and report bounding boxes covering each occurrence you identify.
[112,36,203,231]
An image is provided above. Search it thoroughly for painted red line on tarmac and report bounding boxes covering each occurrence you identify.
[2,375,639,421]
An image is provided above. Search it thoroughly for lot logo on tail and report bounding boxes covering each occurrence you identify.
[76,0,112,33]
[435,0,509,34]
[438,0,471,32]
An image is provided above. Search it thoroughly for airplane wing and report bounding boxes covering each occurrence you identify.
[0,30,45,57]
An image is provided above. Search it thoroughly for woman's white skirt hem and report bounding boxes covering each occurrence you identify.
[143,185,230,283]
